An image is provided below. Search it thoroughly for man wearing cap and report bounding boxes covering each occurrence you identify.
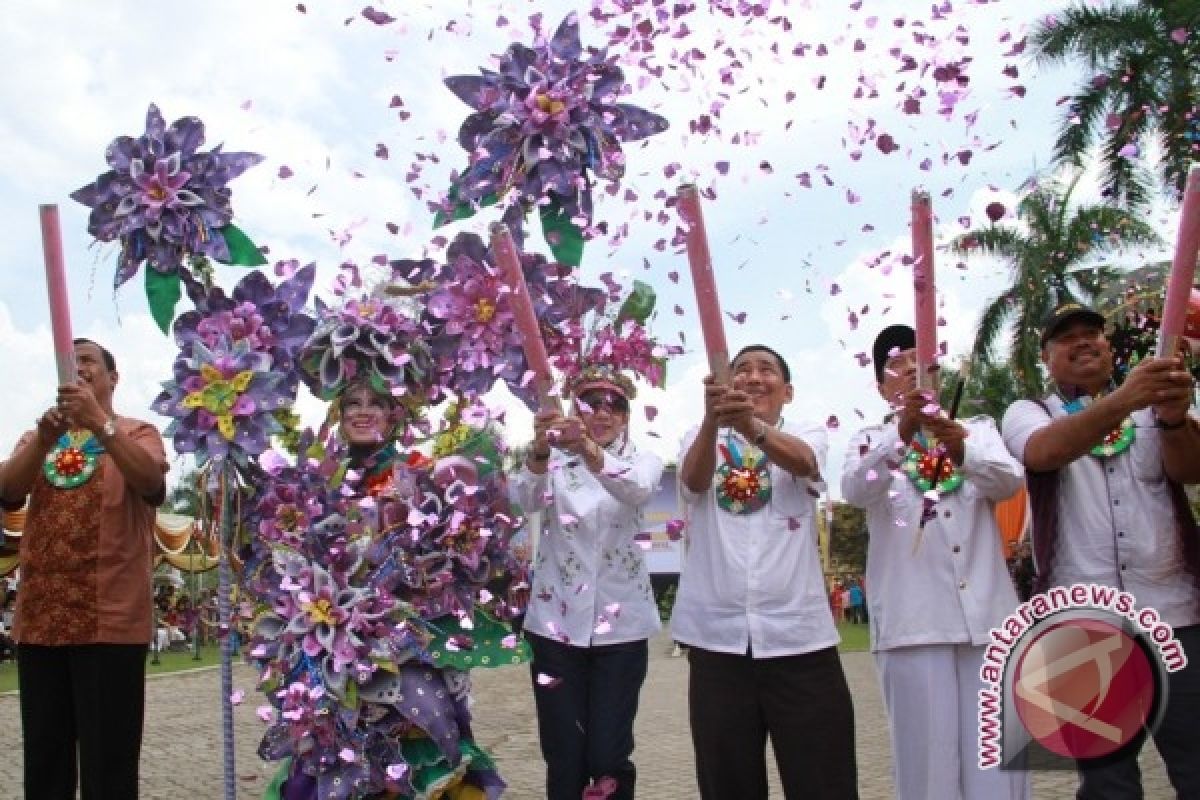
[1001,303,1200,797]
[0,339,168,799]
[672,344,857,799]
[842,324,1029,800]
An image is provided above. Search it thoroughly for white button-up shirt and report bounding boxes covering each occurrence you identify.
[670,419,839,658]
[1002,400,1200,629]
[841,417,1024,652]
[510,443,663,647]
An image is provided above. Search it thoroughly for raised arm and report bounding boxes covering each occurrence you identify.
[592,450,664,507]
[841,426,900,507]
[956,418,1024,502]
[680,376,725,494]
[60,383,166,501]
[1019,358,1186,473]
[0,409,70,507]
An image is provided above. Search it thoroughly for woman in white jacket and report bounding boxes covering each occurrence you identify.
[510,365,663,800]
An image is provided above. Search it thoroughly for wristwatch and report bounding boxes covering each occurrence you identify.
[100,417,118,440]
[753,420,769,447]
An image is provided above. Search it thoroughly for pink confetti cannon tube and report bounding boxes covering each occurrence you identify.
[1157,165,1200,358]
[39,204,76,385]
[911,190,937,387]
[678,184,731,384]
[490,222,556,408]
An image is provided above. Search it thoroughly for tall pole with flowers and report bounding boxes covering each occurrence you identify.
[71,105,310,800]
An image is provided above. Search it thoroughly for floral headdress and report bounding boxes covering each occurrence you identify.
[559,279,679,402]
[70,104,267,332]
[297,292,435,406]
[566,363,638,400]
[437,13,668,266]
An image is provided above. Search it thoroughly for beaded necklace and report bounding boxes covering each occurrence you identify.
[1055,385,1135,458]
[901,429,964,495]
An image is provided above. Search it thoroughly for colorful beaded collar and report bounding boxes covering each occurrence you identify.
[715,420,780,515]
[43,430,105,489]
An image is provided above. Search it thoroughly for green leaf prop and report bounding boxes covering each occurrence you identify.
[145,268,182,334]
[263,758,290,800]
[615,280,657,325]
[539,200,584,267]
[217,224,267,266]
[433,187,499,228]
[425,608,530,670]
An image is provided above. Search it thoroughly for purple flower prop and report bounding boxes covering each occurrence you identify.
[256,537,398,696]
[243,428,520,797]
[298,295,435,404]
[70,104,266,331]
[153,337,291,468]
[176,265,317,396]
[153,268,313,475]
[438,13,668,266]
[392,232,605,409]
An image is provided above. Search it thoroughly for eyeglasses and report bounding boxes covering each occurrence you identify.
[576,390,629,414]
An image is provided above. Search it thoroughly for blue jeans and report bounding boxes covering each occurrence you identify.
[527,634,649,800]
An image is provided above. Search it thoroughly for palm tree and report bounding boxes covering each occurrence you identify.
[951,172,1161,396]
[1031,0,1200,207]
[937,359,1023,425]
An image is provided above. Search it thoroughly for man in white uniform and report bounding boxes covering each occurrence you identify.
[842,323,1029,799]
[672,344,857,800]
[1002,303,1200,798]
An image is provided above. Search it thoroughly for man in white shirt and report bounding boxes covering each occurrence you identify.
[843,323,1029,800]
[673,344,857,800]
[1001,303,1200,798]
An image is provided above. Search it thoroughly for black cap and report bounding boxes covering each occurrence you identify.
[872,324,916,382]
[1040,302,1106,346]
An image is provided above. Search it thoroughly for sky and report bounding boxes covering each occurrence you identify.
[0,0,1181,495]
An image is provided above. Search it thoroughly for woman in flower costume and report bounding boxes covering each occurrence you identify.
[248,293,527,800]
[510,364,664,800]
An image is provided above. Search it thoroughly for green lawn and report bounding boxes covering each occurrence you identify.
[836,620,870,652]
[0,644,227,694]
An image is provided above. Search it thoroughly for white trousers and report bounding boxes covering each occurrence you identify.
[875,643,1030,800]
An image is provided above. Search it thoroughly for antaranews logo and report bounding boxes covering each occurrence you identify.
[977,584,1186,770]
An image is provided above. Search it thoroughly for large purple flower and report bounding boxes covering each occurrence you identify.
[438,13,668,265]
[176,265,316,395]
[71,104,264,284]
[153,337,291,468]
[71,104,265,331]
[392,232,605,408]
[153,268,313,473]
[254,537,397,697]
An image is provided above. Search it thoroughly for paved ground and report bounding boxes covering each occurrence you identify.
[0,633,1174,798]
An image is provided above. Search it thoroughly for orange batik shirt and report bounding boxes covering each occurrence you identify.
[9,418,167,646]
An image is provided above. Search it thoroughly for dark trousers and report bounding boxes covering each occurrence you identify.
[1076,624,1200,800]
[17,643,148,800]
[528,633,649,800]
[688,645,858,800]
